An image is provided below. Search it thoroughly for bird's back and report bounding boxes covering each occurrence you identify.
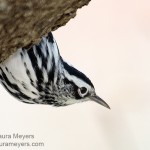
[0,33,62,105]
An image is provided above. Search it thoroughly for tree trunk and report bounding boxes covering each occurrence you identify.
[0,0,91,62]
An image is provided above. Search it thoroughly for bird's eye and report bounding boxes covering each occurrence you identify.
[80,87,87,94]
[78,87,88,97]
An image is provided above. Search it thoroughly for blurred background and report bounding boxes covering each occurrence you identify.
[0,0,150,149]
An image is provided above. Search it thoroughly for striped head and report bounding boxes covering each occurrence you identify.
[60,58,110,108]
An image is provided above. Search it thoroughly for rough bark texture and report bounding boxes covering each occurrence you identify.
[0,0,91,63]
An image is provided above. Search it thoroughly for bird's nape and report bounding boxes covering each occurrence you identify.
[89,95,110,109]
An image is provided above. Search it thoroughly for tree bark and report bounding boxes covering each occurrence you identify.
[0,0,91,62]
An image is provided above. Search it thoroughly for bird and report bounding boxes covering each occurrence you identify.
[0,32,110,108]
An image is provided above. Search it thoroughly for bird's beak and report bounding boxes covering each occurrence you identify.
[89,95,110,109]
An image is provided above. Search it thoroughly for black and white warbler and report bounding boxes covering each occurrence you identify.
[0,32,110,108]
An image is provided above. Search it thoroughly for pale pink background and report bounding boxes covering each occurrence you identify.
[0,0,150,149]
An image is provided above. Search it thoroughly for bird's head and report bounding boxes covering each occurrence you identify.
[61,60,110,109]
